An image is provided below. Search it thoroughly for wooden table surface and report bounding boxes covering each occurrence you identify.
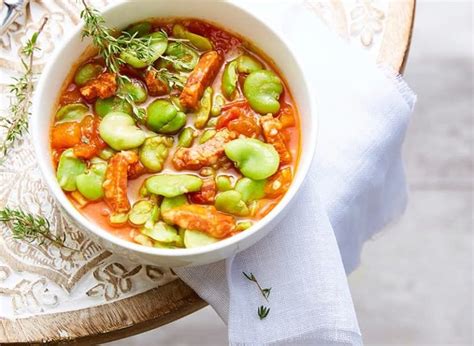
[0,0,415,343]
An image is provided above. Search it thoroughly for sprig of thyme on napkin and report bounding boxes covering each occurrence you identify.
[0,17,48,162]
[243,272,272,320]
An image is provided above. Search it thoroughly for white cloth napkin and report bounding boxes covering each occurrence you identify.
[175,1,416,345]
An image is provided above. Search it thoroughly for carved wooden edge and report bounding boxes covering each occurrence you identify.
[377,0,416,73]
[0,280,207,344]
[0,1,416,344]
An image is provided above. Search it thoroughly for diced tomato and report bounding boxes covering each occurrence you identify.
[265,167,292,198]
[73,144,97,160]
[228,115,261,138]
[60,86,83,105]
[51,122,81,149]
[254,199,278,219]
[216,107,241,129]
[278,103,296,128]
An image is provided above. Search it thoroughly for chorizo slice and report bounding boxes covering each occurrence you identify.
[144,70,170,97]
[261,115,292,165]
[73,116,107,160]
[103,151,138,214]
[161,204,236,239]
[79,72,117,102]
[179,51,222,110]
[189,178,217,204]
[172,128,237,170]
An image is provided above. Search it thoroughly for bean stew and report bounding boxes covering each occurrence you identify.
[50,19,300,249]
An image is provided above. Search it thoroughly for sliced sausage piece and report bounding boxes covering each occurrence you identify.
[179,51,222,110]
[162,204,236,239]
[189,178,217,204]
[144,70,169,96]
[73,116,107,160]
[79,72,117,102]
[172,128,237,170]
[261,115,292,165]
[127,160,147,179]
[103,151,138,214]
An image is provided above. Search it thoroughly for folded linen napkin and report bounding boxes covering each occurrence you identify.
[176,1,416,344]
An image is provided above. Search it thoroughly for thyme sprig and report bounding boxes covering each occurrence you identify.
[243,272,272,302]
[243,272,272,320]
[147,66,187,90]
[80,0,153,77]
[0,208,77,251]
[0,17,48,162]
[80,0,153,121]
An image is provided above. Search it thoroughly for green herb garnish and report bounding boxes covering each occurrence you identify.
[243,272,272,320]
[0,17,48,162]
[0,207,77,251]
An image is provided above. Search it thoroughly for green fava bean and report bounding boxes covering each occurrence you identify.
[74,63,103,86]
[193,87,213,129]
[129,200,155,226]
[206,117,218,128]
[142,221,181,244]
[159,112,186,134]
[165,42,199,71]
[146,100,186,134]
[178,127,195,148]
[172,24,213,51]
[125,22,152,37]
[237,55,263,74]
[216,175,233,192]
[76,160,107,201]
[146,174,203,198]
[56,103,89,123]
[171,96,186,112]
[56,149,86,192]
[139,136,174,172]
[120,32,168,68]
[161,195,188,214]
[236,221,253,232]
[211,94,225,117]
[222,61,238,99]
[95,97,133,118]
[199,129,216,144]
[98,147,116,161]
[215,190,249,217]
[225,138,279,180]
[244,70,283,114]
[235,177,266,203]
[118,79,147,104]
[184,229,218,248]
[99,112,146,151]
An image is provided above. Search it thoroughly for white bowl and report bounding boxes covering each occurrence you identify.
[32,0,317,267]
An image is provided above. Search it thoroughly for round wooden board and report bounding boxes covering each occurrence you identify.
[0,0,415,343]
